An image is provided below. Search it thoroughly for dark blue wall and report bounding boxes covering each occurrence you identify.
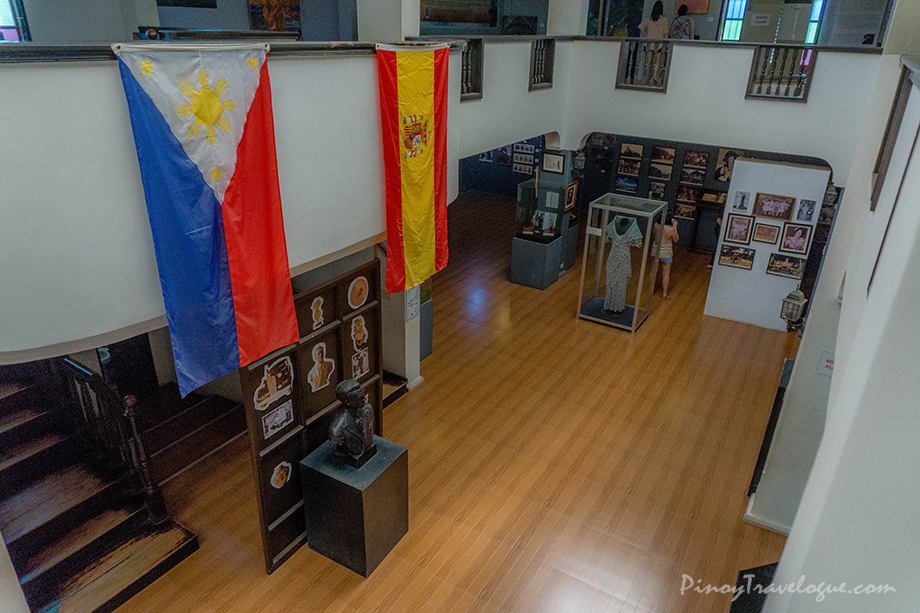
[459,136,543,198]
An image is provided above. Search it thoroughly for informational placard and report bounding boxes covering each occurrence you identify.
[816,350,835,377]
[242,259,382,574]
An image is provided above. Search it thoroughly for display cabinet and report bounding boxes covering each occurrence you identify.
[577,194,666,331]
[511,178,579,290]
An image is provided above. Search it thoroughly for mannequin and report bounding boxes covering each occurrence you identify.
[604,215,643,314]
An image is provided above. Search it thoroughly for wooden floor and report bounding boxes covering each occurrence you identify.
[118,193,797,613]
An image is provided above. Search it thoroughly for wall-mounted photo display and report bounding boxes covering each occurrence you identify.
[478,150,494,163]
[564,182,578,211]
[680,167,705,186]
[651,146,675,164]
[732,191,751,212]
[715,148,744,182]
[675,202,697,220]
[701,191,727,205]
[649,163,672,181]
[683,151,709,169]
[497,145,513,166]
[766,253,806,279]
[724,214,754,245]
[346,274,371,311]
[719,245,755,270]
[617,158,640,176]
[753,192,796,221]
[677,186,702,203]
[648,181,666,201]
[543,152,565,174]
[797,199,817,222]
[779,223,812,254]
[513,152,534,165]
[752,223,780,244]
[615,175,638,194]
[513,163,534,175]
[620,142,643,159]
[252,356,294,411]
[513,142,536,154]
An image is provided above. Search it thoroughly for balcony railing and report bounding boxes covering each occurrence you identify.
[461,38,484,101]
[746,45,817,102]
[616,39,672,92]
[529,38,555,90]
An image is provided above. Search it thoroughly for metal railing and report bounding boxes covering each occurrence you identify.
[529,38,555,90]
[461,39,484,101]
[616,39,672,92]
[746,45,817,102]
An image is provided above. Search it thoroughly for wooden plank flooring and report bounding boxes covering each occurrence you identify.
[117,192,796,613]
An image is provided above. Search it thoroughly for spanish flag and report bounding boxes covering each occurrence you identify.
[376,44,449,294]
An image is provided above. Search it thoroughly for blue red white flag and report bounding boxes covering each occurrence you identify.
[113,43,298,396]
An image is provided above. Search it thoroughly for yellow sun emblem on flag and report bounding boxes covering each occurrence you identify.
[177,70,236,145]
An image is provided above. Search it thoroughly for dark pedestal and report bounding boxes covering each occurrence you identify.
[300,436,408,577]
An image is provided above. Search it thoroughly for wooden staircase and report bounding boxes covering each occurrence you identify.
[0,360,198,613]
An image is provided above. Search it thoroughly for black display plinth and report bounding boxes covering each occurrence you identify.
[300,435,408,577]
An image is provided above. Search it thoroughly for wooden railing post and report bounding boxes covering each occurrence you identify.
[124,395,168,524]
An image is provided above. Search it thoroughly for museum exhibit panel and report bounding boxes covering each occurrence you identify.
[577,194,665,332]
[511,176,580,289]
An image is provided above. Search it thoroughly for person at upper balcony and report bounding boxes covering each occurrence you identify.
[639,1,669,39]
[671,5,695,40]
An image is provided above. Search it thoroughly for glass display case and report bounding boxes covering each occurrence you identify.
[577,193,666,332]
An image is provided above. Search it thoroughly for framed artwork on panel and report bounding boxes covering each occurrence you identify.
[719,245,755,270]
[543,152,565,174]
[620,143,643,159]
[753,192,796,221]
[724,214,754,245]
[766,253,806,279]
[752,223,780,244]
[779,223,812,254]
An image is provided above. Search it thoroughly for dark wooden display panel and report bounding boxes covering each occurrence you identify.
[241,259,383,574]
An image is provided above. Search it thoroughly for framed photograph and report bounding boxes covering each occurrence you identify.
[715,148,743,182]
[620,143,643,159]
[478,150,494,163]
[683,151,709,169]
[797,199,817,222]
[752,223,780,244]
[513,152,534,165]
[779,223,812,254]
[617,158,641,176]
[543,152,565,174]
[648,181,666,201]
[753,193,797,221]
[513,163,534,175]
[677,186,702,203]
[724,214,754,245]
[701,191,726,204]
[513,143,535,154]
[675,202,697,219]
[719,245,755,270]
[683,0,710,14]
[249,0,301,33]
[732,191,752,212]
[651,146,676,164]
[680,167,705,186]
[615,175,638,194]
[497,145,512,167]
[766,253,806,279]
[564,182,578,211]
[542,212,558,235]
[649,163,673,181]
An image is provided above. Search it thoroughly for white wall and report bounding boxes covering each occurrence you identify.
[157,0,249,31]
[547,0,588,35]
[703,160,829,332]
[23,0,158,43]
[0,49,460,362]
[765,67,920,612]
[0,534,28,613]
[748,54,904,534]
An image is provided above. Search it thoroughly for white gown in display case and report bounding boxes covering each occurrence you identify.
[577,193,666,332]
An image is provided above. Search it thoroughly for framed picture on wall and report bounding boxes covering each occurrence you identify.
[797,199,817,222]
[718,245,755,270]
[617,158,640,176]
[683,151,709,169]
[732,191,752,212]
[715,148,744,182]
[680,167,705,186]
[651,146,675,164]
[564,182,578,211]
[615,175,638,194]
[249,0,301,33]
[478,150,494,163]
[649,163,673,181]
[683,0,711,14]
[753,193,797,221]
[724,214,754,245]
[497,145,513,167]
[752,223,780,244]
[513,163,534,175]
[543,152,565,174]
[514,152,534,165]
[766,253,806,279]
[620,143,643,159]
[779,223,812,254]
[674,202,697,220]
[677,186,702,203]
[648,181,666,201]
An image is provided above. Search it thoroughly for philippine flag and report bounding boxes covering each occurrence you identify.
[113,44,299,396]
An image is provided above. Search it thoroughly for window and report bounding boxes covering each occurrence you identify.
[0,0,28,42]
[804,0,824,45]
[722,0,747,42]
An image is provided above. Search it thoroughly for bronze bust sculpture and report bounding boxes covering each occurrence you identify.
[328,379,376,468]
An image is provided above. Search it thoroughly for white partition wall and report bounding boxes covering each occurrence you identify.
[704,159,830,332]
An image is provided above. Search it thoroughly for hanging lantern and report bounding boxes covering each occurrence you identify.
[781,287,808,330]
[573,150,586,170]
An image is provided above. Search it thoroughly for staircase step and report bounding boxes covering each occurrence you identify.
[0,408,55,447]
[0,432,77,492]
[150,403,246,485]
[37,521,198,613]
[1,463,132,560]
[20,504,147,602]
[0,382,44,418]
[144,395,238,455]
[134,382,207,430]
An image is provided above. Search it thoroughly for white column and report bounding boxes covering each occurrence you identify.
[378,253,423,390]
[356,0,420,42]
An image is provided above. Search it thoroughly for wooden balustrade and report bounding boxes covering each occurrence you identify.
[529,38,555,90]
[616,39,672,92]
[747,45,817,102]
[461,38,483,101]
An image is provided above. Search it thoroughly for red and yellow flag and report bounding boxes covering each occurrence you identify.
[376,44,449,294]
